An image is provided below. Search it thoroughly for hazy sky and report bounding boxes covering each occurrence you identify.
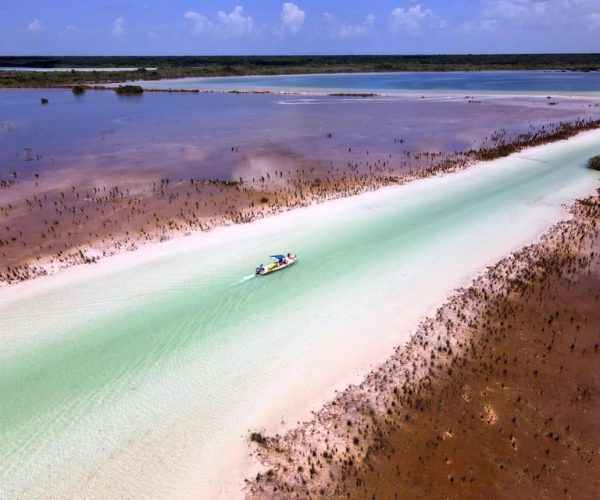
[1,0,599,55]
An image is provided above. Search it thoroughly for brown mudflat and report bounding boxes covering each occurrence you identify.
[248,190,600,499]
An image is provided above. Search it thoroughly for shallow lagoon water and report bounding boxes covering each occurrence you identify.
[0,131,599,498]
[1,88,598,183]
[127,71,600,95]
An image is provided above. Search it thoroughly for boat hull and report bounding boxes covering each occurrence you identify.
[256,257,298,275]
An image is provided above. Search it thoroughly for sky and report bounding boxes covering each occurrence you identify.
[1,0,599,55]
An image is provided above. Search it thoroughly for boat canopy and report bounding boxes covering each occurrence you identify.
[270,254,286,260]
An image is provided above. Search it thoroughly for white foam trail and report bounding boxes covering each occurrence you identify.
[234,274,256,285]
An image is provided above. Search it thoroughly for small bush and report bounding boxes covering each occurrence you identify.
[249,432,267,445]
[40,97,48,104]
[72,85,86,95]
[114,85,144,95]
[588,155,600,171]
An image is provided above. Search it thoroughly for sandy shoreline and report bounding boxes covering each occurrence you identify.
[247,186,600,498]
[108,69,600,98]
[101,84,600,100]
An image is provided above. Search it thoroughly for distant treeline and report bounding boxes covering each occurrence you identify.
[1,54,599,88]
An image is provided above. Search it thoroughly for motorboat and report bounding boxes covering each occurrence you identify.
[256,254,298,275]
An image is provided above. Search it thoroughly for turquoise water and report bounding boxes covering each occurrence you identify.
[0,132,599,498]
[127,71,600,94]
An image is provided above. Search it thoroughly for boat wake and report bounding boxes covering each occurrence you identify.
[234,274,256,285]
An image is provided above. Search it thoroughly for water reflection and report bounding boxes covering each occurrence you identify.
[1,89,599,183]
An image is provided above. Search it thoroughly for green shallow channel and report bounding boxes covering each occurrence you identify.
[0,132,599,498]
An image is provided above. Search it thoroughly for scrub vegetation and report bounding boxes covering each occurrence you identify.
[1,53,599,88]
[114,85,144,95]
[588,155,600,170]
